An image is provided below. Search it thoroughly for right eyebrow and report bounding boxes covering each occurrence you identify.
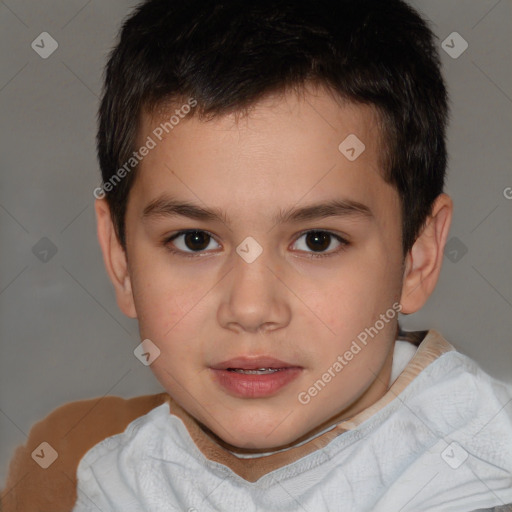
[142,197,229,224]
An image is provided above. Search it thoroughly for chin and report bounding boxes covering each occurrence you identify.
[211,420,306,452]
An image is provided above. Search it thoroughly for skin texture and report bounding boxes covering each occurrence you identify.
[95,84,453,450]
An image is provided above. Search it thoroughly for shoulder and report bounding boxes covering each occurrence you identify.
[408,330,512,404]
[408,339,512,472]
[1,392,169,512]
[415,339,512,425]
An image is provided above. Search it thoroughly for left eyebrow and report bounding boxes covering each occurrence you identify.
[141,196,374,225]
[273,198,374,224]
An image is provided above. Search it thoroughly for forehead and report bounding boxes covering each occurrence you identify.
[130,86,399,227]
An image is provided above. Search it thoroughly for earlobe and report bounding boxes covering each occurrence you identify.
[94,198,137,319]
[400,193,453,314]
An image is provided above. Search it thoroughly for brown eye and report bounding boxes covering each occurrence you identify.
[305,231,331,252]
[292,230,348,256]
[183,231,210,251]
[167,230,220,253]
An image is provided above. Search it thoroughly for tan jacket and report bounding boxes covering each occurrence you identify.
[1,393,168,511]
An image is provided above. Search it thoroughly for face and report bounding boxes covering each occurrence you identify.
[121,86,406,449]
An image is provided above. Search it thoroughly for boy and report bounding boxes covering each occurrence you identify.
[2,0,511,510]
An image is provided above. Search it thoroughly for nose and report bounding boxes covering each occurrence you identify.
[217,244,291,334]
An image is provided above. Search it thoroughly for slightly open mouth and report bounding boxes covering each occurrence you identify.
[212,366,302,397]
[227,368,285,375]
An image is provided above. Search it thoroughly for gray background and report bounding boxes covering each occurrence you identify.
[0,0,511,487]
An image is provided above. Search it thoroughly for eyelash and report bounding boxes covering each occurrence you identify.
[162,229,350,259]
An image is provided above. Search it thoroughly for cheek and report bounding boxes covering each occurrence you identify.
[307,250,401,354]
[129,257,190,340]
[319,259,394,323]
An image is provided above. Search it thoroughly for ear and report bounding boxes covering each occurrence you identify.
[400,193,453,314]
[95,198,137,318]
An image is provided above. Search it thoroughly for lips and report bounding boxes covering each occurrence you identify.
[211,356,298,371]
[210,357,302,398]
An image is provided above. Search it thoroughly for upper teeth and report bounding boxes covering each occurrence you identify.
[230,368,281,374]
